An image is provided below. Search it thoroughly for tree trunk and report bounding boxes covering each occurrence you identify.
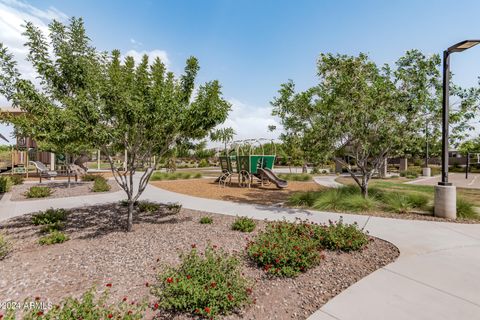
[127,199,134,231]
[361,183,368,198]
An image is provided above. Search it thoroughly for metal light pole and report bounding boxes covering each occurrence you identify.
[434,40,480,218]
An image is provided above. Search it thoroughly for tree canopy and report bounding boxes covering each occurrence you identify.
[272,52,480,196]
[0,17,231,230]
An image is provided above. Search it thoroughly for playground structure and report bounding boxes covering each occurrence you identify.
[216,139,287,189]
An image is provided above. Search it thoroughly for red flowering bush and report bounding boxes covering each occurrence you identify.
[316,217,369,252]
[15,287,146,319]
[152,245,253,318]
[246,219,324,277]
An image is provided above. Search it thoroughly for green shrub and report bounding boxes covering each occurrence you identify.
[0,233,10,260]
[246,220,324,277]
[40,221,65,233]
[38,231,69,245]
[32,208,68,225]
[198,159,209,167]
[10,175,24,185]
[92,177,110,192]
[278,173,312,181]
[382,192,429,213]
[152,246,252,318]
[25,186,52,198]
[231,216,256,232]
[400,170,419,179]
[316,218,369,252]
[166,202,182,214]
[82,173,102,181]
[20,287,146,319]
[287,191,322,207]
[312,188,347,211]
[199,216,213,224]
[150,172,202,181]
[0,176,13,193]
[456,198,479,219]
[138,200,161,213]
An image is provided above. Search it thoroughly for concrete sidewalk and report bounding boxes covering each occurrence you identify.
[1,182,480,319]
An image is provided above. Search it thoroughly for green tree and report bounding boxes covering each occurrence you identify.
[458,136,480,155]
[394,49,442,166]
[210,127,235,153]
[0,18,230,231]
[272,53,416,197]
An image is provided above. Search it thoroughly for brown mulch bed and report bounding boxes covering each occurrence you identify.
[9,180,121,201]
[0,204,399,319]
[150,178,322,206]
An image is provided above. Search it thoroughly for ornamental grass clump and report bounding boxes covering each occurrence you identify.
[199,216,213,224]
[316,217,369,252]
[231,216,256,232]
[152,246,253,318]
[0,176,13,193]
[18,287,146,319]
[246,219,324,277]
[25,186,52,198]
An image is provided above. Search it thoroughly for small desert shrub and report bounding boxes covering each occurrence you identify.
[199,216,213,224]
[152,246,252,318]
[38,231,69,245]
[456,198,479,219]
[287,191,322,207]
[92,176,110,192]
[150,172,202,181]
[10,175,24,185]
[0,233,10,260]
[138,200,161,213]
[25,186,52,198]
[82,173,102,182]
[231,216,256,232]
[20,287,146,319]
[312,188,349,211]
[166,202,182,214]
[382,192,429,213]
[316,218,369,252]
[278,173,312,181]
[32,208,68,225]
[0,176,13,193]
[40,221,65,233]
[119,199,139,207]
[246,220,324,277]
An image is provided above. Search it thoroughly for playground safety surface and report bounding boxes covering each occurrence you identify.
[150,178,322,206]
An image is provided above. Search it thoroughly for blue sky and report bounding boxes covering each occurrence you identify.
[1,0,480,145]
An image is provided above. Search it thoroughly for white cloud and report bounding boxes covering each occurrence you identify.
[129,38,143,48]
[124,49,169,67]
[0,0,69,144]
[209,98,283,148]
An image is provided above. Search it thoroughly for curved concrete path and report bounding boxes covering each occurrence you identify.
[1,182,480,320]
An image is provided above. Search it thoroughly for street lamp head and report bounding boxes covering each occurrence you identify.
[447,40,480,53]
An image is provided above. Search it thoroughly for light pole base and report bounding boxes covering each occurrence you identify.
[434,185,456,219]
[422,167,431,177]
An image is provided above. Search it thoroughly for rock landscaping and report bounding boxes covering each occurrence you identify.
[0,204,398,319]
[9,180,120,201]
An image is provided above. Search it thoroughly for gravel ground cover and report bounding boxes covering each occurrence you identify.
[9,180,120,201]
[150,178,322,206]
[0,204,398,319]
